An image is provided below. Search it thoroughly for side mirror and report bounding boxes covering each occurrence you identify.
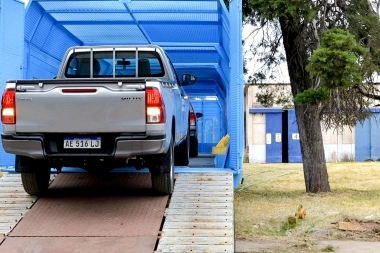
[182,74,196,86]
[196,112,203,118]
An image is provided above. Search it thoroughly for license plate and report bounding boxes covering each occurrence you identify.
[63,136,101,149]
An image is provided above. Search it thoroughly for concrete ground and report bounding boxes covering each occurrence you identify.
[235,239,380,253]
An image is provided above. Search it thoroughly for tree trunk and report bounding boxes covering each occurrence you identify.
[295,104,330,192]
[279,15,331,192]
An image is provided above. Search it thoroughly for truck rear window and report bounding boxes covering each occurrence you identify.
[65,50,165,78]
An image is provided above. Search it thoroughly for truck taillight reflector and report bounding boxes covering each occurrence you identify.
[1,88,16,124]
[190,112,196,126]
[146,87,165,123]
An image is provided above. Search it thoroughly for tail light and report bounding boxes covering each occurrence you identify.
[190,112,196,126]
[1,88,16,124]
[146,87,165,123]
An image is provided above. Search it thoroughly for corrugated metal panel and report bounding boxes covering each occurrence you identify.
[24,2,43,42]
[39,1,126,11]
[27,44,61,79]
[191,99,221,154]
[355,110,380,161]
[370,114,380,160]
[50,12,134,22]
[266,111,282,163]
[355,119,371,161]
[226,0,243,188]
[63,24,149,44]
[143,24,219,43]
[127,1,218,12]
[0,0,24,166]
[288,110,302,163]
[31,14,55,49]
[134,13,218,22]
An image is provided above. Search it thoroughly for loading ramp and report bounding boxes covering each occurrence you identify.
[0,157,235,252]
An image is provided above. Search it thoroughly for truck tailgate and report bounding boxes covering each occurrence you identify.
[15,80,146,133]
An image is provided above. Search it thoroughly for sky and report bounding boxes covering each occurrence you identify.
[242,24,290,83]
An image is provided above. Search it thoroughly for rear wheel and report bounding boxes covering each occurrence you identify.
[151,136,175,195]
[17,156,51,195]
[190,137,199,158]
[175,125,190,166]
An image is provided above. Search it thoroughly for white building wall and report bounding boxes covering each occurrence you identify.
[245,85,267,163]
[322,126,355,162]
[245,85,356,163]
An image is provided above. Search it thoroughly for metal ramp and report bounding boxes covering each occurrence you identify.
[0,174,37,236]
[156,173,234,253]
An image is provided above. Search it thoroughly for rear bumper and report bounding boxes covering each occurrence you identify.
[1,134,166,159]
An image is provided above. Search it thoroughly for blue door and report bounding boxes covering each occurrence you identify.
[287,110,302,162]
[355,110,380,161]
[266,109,282,162]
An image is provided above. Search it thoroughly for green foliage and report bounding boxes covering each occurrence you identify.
[306,28,369,90]
[247,0,316,21]
[322,244,335,252]
[280,221,296,232]
[294,88,329,105]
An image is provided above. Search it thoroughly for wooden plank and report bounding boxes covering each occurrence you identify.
[0,203,33,210]
[0,182,23,186]
[0,198,36,204]
[170,196,233,203]
[165,209,232,216]
[158,236,234,245]
[0,217,23,223]
[0,209,29,215]
[155,244,234,253]
[0,187,27,193]
[166,202,233,209]
[165,215,233,223]
[175,173,232,178]
[161,229,233,237]
[169,192,233,197]
[173,185,233,192]
[175,180,231,185]
[174,180,232,185]
[162,221,233,230]
[158,173,234,252]
[0,226,12,231]
[0,177,21,182]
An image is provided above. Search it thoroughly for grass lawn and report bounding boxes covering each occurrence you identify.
[235,162,380,252]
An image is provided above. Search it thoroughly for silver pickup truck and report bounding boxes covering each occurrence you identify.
[1,45,196,195]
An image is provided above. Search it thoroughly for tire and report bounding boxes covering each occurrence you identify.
[175,125,190,166]
[189,137,199,158]
[17,156,51,195]
[151,136,175,195]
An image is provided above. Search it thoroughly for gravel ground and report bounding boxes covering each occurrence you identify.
[235,239,380,253]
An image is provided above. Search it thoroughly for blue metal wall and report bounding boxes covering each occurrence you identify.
[24,3,80,79]
[287,110,302,163]
[226,0,244,186]
[191,98,222,153]
[355,109,380,161]
[0,0,24,166]
[265,109,282,163]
